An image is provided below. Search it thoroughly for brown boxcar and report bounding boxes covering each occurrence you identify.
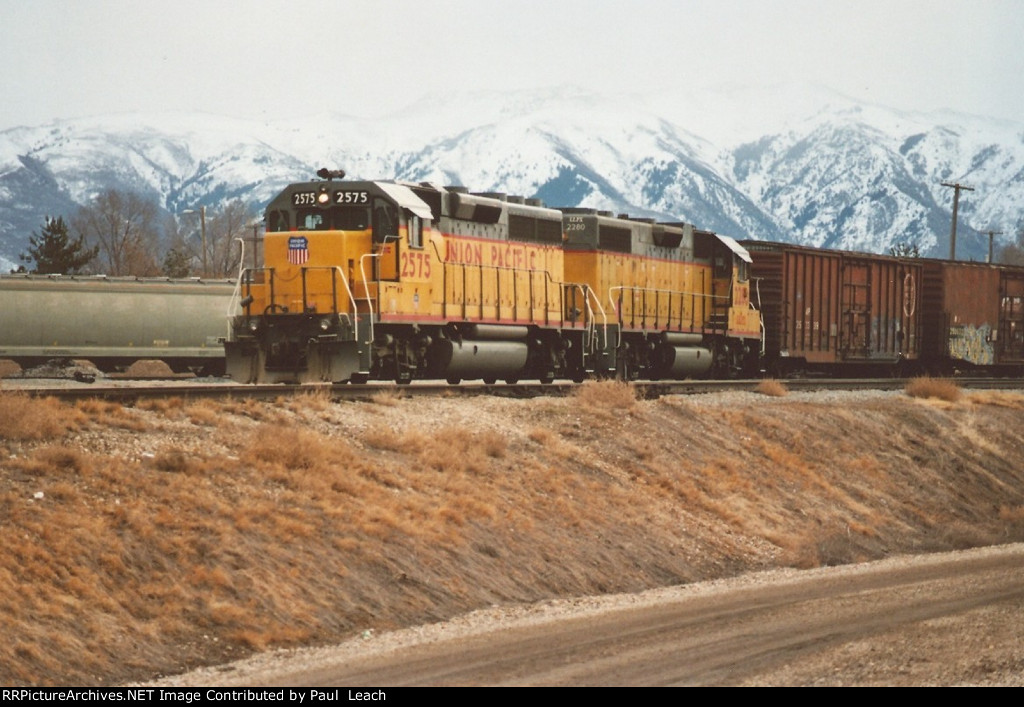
[919,259,1024,372]
[742,241,922,374]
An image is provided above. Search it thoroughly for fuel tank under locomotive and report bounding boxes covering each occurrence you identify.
[650,332,713,378]
[427,324,529,382]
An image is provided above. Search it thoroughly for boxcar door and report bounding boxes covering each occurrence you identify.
[840,259,872,358]
[999,269,1024,363]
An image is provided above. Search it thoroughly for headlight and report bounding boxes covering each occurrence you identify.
[317,189,330,205]
[248,319,260,333]
[319,318,332,332]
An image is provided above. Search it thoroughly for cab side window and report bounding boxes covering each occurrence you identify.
[268,209,290,232]
[713,244,731,277]
[408,215,423,249]
[373,199,398,244]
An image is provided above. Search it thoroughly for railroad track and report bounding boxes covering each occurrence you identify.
[5,376,1023,404]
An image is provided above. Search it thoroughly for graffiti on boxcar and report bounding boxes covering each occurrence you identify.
[948,324,994,366]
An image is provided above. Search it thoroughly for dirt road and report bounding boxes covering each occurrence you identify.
[162,544,1024,687]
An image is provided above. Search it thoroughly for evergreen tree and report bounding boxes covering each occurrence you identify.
[162,247,192,278]
[20,216,99,274]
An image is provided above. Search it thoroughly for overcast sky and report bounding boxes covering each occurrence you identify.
[2,0,1023,131]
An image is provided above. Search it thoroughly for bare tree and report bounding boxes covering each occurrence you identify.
[73,190,161,275]
[180,200,254,277]
[998,227,1024,266]
[888,241,921,258]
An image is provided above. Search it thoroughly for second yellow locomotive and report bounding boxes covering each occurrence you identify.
[225,171,761,384]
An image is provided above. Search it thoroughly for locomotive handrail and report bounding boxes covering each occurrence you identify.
[329,266,357,328]
[608,285,728,333]
[288,266,358,327]
[567,282,607,353]
[235,268,271,308]
[234,266,357,326]
[753,277,766,357]
[431,238,585,328]
[358,253,380,346]
[226,237,246,339]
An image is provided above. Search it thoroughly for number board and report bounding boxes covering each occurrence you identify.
[334,191,369,205]
[291,191,318,206]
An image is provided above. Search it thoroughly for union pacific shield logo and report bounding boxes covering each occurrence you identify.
[287,236,309,265]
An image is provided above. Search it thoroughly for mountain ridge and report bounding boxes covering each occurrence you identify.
[2,84,1022,272]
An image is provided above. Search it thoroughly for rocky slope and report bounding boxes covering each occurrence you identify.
[2,381,1023,685]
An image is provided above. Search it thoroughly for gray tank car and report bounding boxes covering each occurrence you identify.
[0,274,234,375]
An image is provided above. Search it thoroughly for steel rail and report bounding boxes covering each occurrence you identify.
[5,377,1022,404]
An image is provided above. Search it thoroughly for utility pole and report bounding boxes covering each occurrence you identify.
[182,206,208,277]
[980,229,1004,263]
[941,181,974,261]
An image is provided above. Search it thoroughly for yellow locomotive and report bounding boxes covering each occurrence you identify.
[562,210,761,379]
[225,171,761,383]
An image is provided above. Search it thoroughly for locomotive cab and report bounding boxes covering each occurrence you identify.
[226,176,435,384]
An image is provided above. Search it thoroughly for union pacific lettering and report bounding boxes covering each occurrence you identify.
[443,236,545,271]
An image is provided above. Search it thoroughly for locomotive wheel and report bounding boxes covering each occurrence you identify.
[446,377,461,385]
[482,377,496,385]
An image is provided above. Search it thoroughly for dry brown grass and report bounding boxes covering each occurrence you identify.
[246,424,325,470]
[220,396,272,420]
[905,376,962,402]
[4,386,1024,686]
[149,449,194,473]
[285,387,333,414]
[967,390,1024,409]
[572,379,638,416]
[369,388,404,407]
[756,378,789,397]
[0,392,80,440]
[136,396,187,416]
[74,397,147,430]
[185,398,224,426]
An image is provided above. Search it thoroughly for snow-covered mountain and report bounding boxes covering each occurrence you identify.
[2,85,1023,272]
